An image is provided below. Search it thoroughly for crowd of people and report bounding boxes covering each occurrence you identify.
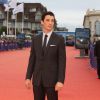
[0,37,32,51]
[89,36,100,79]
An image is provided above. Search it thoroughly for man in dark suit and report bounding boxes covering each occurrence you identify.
[25,11,66,100]
[94,37,100,79]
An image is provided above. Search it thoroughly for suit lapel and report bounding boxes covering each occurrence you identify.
[37,33,43,55]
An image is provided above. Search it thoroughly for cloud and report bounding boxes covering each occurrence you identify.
[54,10,85,31]
[18,0,100,31]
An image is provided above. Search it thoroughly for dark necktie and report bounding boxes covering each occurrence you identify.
[42,35,48,56]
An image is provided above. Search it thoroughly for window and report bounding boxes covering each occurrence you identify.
[35,11,42,21]
[29,8,36,12]
[95,21,100,35]
[89,21,91,30]
[32,23,36,30]
[0,22,3,27]
[24,22,28,28]
[0,11,4,19]
[24,15,28,19]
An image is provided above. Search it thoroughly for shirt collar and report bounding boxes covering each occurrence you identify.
[43,30,53,37]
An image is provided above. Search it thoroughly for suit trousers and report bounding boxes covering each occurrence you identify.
[33,85,58,100]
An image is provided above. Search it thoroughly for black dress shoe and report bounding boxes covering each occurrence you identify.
[98,76,100,79]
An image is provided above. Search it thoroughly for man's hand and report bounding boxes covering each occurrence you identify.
[55,82,64,91]
[25,79,31,89]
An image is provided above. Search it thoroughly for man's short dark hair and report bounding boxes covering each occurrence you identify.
[41,11,55,21]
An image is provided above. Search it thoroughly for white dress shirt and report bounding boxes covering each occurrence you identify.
[42,31,53,46]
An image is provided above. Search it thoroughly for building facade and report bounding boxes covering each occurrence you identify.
[83,9,100,38]
[0,3,47,34]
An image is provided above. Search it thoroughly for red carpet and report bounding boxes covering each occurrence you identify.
[0,47,100,100]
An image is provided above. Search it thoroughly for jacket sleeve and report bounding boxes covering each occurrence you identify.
[25,36,36,80]
[94,41,97,57]
[58,36,66,83]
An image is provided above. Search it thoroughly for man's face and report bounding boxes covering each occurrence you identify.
[41,15,55,33]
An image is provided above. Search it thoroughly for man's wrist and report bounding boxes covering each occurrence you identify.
[56,82,64,86]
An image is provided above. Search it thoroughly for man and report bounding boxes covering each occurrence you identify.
[25,11,66,100]
[94,37,100,79]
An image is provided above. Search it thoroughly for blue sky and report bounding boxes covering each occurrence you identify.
[18,0,100,31]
